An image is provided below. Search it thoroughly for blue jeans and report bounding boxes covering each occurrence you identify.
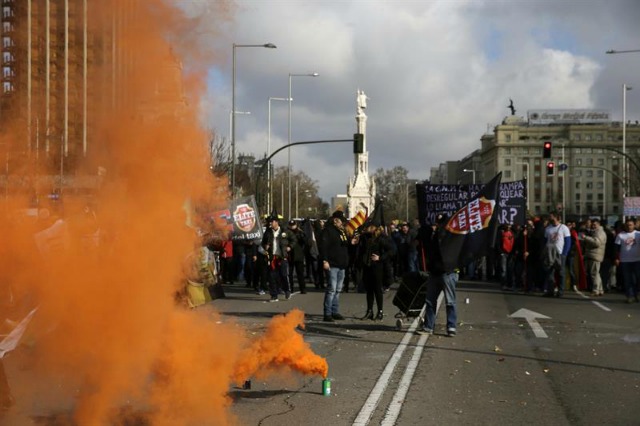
[424,272,458,331]
[323,267,345,317]
[620,261,640,298]
[407,251,418,273]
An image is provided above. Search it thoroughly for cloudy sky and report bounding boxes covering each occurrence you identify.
[183,0,640,202]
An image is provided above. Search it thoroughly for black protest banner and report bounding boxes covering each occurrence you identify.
[230,195,263,241]
[417,179,527,226]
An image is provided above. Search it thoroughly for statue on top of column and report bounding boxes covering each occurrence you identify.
[357,89,368,116]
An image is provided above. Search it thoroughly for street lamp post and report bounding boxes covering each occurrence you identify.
[229,110,250,141]
[268,96,291,215]
[229,110,250,197]
[623,84,632,203]
[463,168,476,184]
[231,42,276,198]
[288,72,319,220]
[561,141,566,223]
[516,161,529,212]
[606,47,639,217]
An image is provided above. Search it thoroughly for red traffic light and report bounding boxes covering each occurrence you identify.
[546,161,555,175]
[543,141,552,159]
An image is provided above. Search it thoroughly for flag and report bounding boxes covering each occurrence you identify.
[440,172,502,271]
[357,196,385,232]
[346,210,367,236]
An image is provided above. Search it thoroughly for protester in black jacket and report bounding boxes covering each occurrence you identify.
[354,224,394,320]
[287,220,307,294]
[415,214,459,337]
[261,216,291,301]
[319,210,350,322]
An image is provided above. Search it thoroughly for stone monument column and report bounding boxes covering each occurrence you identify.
[347,90,375,218]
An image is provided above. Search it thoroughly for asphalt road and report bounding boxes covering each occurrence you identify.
[2,277,639,425]
[217,278,640,426]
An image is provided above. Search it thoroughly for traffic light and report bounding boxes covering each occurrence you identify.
[546,161,555,176]
[543,141,552,159]
[353,133,364,154]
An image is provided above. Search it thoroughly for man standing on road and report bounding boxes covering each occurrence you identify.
[320,210,350,322]
[261,216,291,302]
[286,219,307,294]
[542,211,571,297]
[580,218,607,296]
[614,218,640,303]
[416,213,459,337]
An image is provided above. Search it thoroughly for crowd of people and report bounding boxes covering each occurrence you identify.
[468,213,640,303]
[208,210,422,322]
[206,209,640,341]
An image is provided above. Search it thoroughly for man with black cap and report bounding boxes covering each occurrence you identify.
[320,210,350,322]
[416,213,459,337]
[260,215,291,301]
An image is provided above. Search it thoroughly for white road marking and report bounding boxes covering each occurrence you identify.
[510,308,550,338]
[380,333,428,426]
[573,286,612,312]
[353,293,443,426]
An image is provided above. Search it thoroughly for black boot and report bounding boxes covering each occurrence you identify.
[360,310,373,320]
[375,310,384,321]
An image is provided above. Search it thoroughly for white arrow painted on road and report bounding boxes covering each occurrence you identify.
[510,308,551,338]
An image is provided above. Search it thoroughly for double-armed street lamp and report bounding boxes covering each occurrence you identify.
[288,72,319,219]
[231,42,277,198]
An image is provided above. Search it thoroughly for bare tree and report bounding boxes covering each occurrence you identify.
[208,129,230,179]
[373,166,418,222]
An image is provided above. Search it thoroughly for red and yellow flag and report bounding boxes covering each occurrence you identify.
[346,210,367,236]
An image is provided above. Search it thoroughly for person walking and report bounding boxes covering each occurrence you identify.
[542,212,571,297]
[354,224,393,320]
[614,218,640,303]
[579,218,607,296]
[415,214,459,337]
[320,210,350,322]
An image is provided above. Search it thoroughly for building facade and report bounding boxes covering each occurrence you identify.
[0,0,142,202]
[431,109,640,220]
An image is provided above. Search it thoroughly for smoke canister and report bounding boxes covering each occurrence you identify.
[322,378,331,396]
[243,380,251,390]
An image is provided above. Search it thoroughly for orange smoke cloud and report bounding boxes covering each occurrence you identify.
[233,309,329,385]
[0,0,327,425]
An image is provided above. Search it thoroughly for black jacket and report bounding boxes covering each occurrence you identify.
[287,227,307,262]
[420,225,448,276]
[261,225,290,260]
[320,222,349,269]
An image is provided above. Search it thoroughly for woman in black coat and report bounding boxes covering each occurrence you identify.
[355,224,393,320]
